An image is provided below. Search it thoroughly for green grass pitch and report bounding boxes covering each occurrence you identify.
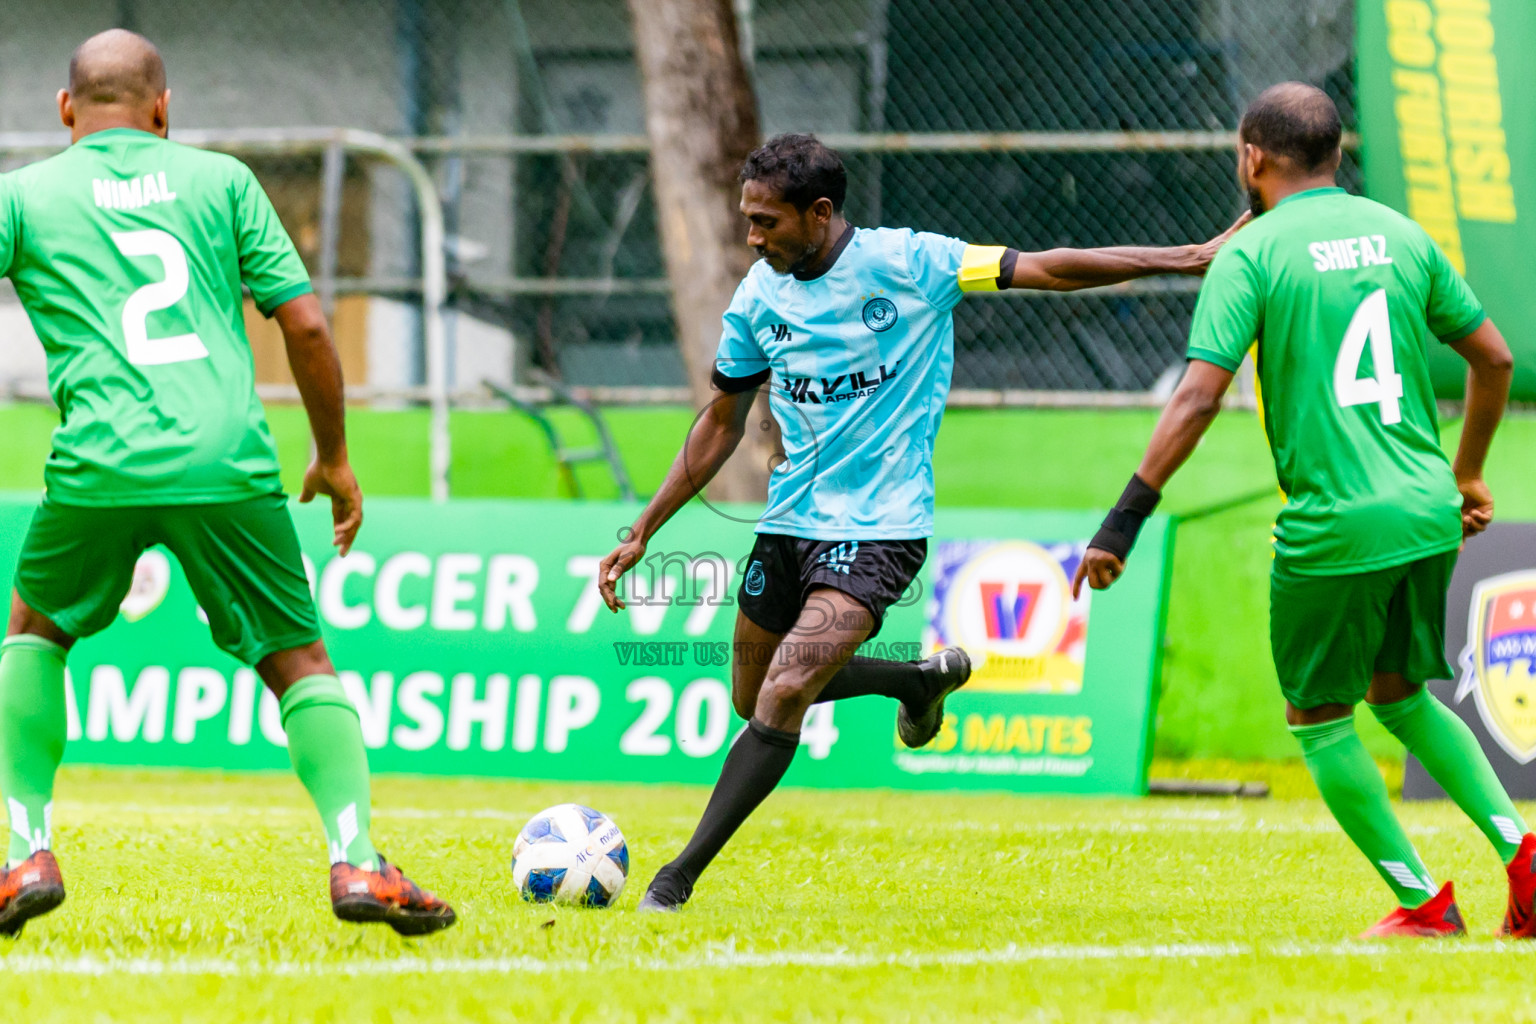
[6,765,1536,1023]
[5,405,1536,1019]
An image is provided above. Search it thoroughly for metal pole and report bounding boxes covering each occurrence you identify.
[0,127,1362,160]
[865,0,890,225]
[402,129,1361,154]
[316,141,346,319]
[335,131,453,504]
[0,127,454,503]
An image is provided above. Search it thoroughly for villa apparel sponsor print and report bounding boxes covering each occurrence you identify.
[0,500,1171,794]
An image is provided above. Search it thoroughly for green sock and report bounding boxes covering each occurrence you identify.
[280,674,379,871]
[0,636,68,865]
[1372,687,1529,864]
[1292,716,1437,908]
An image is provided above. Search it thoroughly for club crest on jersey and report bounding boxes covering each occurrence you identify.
[1456,570,1536,763]
[862,297,898,332]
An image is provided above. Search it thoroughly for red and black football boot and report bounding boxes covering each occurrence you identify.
[0,850,65,937]
[330,857,456,936]
[1499,832,1536,937]
[1360,881,1466,939]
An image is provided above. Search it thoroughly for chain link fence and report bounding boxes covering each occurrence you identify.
[0,0,1358,400]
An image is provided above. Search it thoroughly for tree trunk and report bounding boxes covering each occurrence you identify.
[627,0,772,503]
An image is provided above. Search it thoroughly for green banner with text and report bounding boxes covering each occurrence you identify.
[0,498,1171,796]
[1358,0,1536,398]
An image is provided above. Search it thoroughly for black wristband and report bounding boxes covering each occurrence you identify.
[1088,474,1161,561]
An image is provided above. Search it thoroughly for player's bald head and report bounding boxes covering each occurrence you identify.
[1239,83,1341,173]
[68,29,166,108]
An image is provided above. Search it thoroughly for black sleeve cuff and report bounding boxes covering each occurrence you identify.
[712,366,771,394]
[996,249,1021,290]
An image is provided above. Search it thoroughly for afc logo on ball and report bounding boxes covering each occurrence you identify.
[1457,570,1536,763]
[924,540,1090,694]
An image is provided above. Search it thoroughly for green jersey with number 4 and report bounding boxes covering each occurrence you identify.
[1187,187,1484,575]
[0,128,312,506]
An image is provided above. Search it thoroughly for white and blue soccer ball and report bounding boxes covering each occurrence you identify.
[512,803,629,907]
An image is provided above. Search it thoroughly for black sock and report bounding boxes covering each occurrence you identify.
[813,656,927,706]
[650,718,799,900]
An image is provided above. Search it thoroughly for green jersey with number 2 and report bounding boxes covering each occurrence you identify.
[0,128,312,506]
[1187,187,1484,576]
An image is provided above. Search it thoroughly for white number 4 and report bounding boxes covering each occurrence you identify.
[111,229,210,367]
[1333,288,1403,426]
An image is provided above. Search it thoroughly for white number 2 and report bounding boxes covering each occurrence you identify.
[1332,288,1403,425]
[111,229,210,367]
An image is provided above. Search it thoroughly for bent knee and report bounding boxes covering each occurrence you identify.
[6,593,74,649]
[1285,700,1353,728]
[731,685,756,721]
[758,672,820,717]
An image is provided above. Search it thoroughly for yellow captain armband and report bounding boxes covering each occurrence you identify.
[958,244,1008,292]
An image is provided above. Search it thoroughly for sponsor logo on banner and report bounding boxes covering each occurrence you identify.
[923,540,1089,694]
[1457,570,1536,764]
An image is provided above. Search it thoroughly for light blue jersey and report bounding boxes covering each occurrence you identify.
[714,226,1007,540]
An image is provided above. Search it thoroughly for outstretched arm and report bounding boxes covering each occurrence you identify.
[1448,318,1514,538]
[599,387,758,611]
[1071,360,1236,597]
[1012,211,1251,292]
[1132,360,1237,489]
[274,292,362,556]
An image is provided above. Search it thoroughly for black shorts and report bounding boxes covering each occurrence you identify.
[737,533,926,639]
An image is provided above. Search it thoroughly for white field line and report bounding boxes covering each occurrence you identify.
[4,940,1536,978]
[66,803,534,823]
[63,804,1445,837]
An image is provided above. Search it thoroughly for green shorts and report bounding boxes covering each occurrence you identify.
[1269,549,1457,710]
[13,493,321,666]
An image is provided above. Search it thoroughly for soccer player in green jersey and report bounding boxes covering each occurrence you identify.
[0,30,454,937]
[1076,83,1534,938]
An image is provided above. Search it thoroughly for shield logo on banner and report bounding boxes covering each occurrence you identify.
[119,549,172,623]
[1457,570,1536,764]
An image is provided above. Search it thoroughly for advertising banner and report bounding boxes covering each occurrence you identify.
[1407,522,1536,800]
[1357,0,1536,399]
[0,498,1172,796]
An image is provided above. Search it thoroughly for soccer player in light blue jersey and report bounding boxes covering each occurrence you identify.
[598,133,1246,910]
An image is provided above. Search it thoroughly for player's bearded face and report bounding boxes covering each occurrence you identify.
[741,181,824,274]
[756,211,820,274]
[1238,146,1265,217]
[775,216,823,274]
